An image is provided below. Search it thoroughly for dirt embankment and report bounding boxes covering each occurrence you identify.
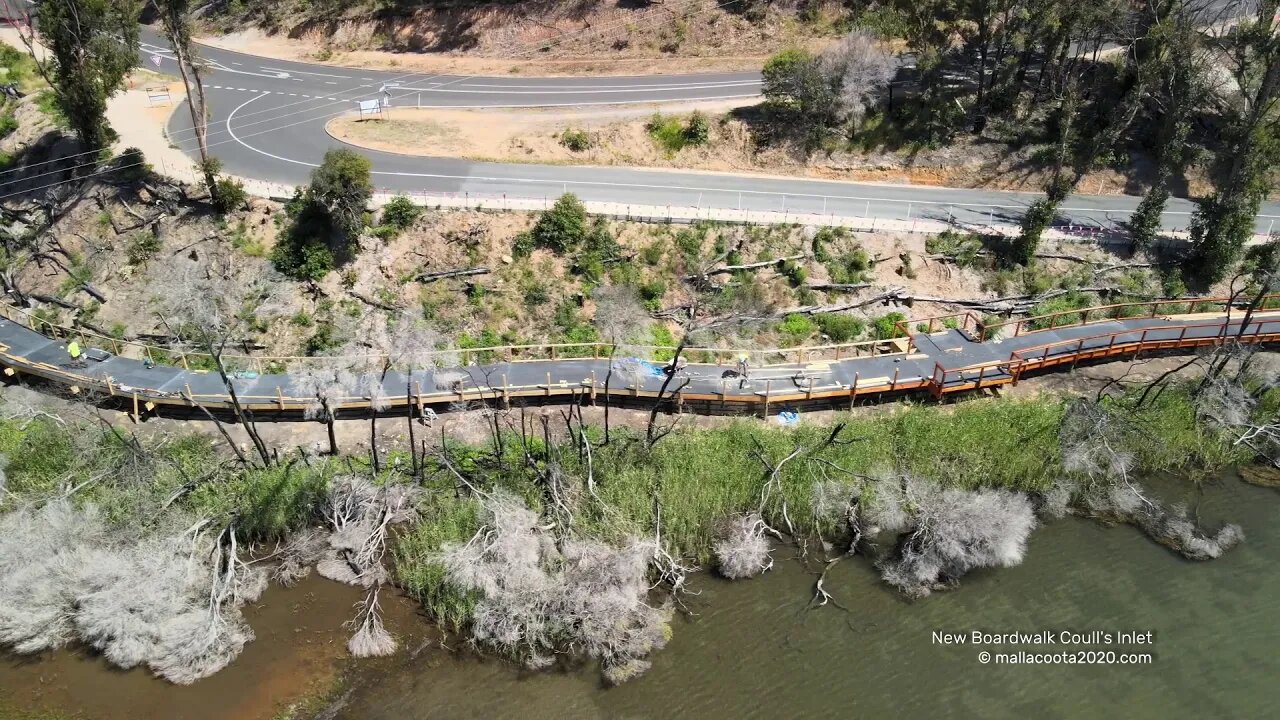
[196,0,838,76]
[326,105,1207,197]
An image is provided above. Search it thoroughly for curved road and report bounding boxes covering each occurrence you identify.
[144,28,1280,234]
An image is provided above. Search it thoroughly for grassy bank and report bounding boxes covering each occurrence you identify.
[392,386,1252,607]
[0,383,1262,673]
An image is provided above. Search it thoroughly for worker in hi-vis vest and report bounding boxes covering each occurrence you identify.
[67,340,81,360]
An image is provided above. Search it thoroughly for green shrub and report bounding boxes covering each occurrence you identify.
[925,230,983,267]
[871,311,907,340]
[213,177,248,212]
[815,313,865,342]
[1027,292,1095,330]
[113,147,151,184]
[0,110,17,140]
[381,195,422,230]
[370,225,398,241]
[512,230,535,258]
[523,282,550,307]
[827,246,872,284]
[560,128,591,152]
[640,279,666,302]
[641,242,664,266]
[532,193,587,252]
[272,238,334,281]
[780,259,807,287]
[779,313,817,344]
[125,232,162,265]
[684,111,710,146]
[647,112,687,154]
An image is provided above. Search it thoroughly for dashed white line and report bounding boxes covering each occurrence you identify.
[260,67,352,79]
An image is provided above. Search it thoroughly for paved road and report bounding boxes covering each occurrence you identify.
[141,26,1280,234]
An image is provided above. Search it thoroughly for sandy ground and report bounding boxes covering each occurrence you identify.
[106,81,196,180]
[325,105,1160,195]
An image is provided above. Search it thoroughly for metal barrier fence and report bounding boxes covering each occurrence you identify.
[224,179,1280,246]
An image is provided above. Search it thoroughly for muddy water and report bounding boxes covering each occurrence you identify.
[2,471,1277,719]
[335,470,1280,719]
[0,574,427,720]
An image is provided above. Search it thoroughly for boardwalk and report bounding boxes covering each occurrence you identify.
[0,299,1276,421]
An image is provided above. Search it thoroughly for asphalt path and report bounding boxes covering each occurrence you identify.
[142,24,1280,234]
[2,301,1276,418]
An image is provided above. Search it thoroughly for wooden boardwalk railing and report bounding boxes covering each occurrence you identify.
[0,302,913,373]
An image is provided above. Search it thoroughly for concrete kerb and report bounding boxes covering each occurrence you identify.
[364,190,1277,248]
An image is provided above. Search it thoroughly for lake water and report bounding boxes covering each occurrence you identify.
[3,469,1277,719]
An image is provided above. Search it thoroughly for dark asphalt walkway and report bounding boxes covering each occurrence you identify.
[0,304,1275,418]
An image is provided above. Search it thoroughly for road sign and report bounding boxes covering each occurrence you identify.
[145,87,170,106]
[151,54,162,67]
[356,98,382,119]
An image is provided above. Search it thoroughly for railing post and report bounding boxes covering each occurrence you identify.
[806,376,814,399]
[1041,345,1050,367]
[891,367,899,391]
[1070,339,1084,370]
[590,370,597,405]
[763,379,772,418]
[1134,329,1148,359]
[850,372,859,409]
[502,374,510,409]
[545,372,552,397]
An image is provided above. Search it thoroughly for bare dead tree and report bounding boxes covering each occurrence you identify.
[154,0,221,203]
[591,285,652,444]
[293,359,356,456]
[156,266,281,465]
[819,29,896,128]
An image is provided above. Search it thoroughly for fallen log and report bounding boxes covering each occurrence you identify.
[804,282,873,293]
[415,266,490,283]
[779,287,907,315]
[686,254,805,281]
[349,290,400,312]
[29,293,80,310]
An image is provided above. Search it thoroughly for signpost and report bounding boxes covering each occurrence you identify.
[356,98,382,120]
[145,87,171,107]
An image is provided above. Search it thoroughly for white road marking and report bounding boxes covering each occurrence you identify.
[220,92,1149,215]
[261,66,352,79]
[418,79,761,91]
[396,82,760,95]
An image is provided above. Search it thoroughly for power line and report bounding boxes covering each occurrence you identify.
[0,0,741,181]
